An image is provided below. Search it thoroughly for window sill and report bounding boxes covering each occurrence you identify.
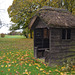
[61,39,72,42]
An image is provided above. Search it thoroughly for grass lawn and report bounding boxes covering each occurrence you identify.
[0,36,75,75]
[0,35,26,38]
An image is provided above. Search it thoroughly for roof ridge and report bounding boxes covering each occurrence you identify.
[39,6,69,13]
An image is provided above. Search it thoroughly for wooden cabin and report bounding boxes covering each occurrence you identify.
[29,7,75,66]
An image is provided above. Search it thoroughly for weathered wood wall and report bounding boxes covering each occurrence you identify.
[49,28,75,66]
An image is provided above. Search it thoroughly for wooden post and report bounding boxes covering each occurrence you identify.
[34,47,38,58]
[45,49,49,62]
[49,28,52,66]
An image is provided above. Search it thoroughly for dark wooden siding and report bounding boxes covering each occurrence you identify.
[49,28,75,66]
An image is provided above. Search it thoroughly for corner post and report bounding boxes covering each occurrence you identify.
[34,47,38,58]
[49,28,52,66]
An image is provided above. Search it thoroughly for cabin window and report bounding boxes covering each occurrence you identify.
[62,29,71,39]
[62,29,66,39]
[35,29,43,38]
[44,29,47,38]
[67,29,71,39]
[44,29,48,38]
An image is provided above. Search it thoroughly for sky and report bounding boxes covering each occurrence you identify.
[0,0,13,34]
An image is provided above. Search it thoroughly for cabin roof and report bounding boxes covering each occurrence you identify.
[29,7,75,29]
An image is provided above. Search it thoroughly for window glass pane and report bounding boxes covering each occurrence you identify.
[62,29,66,39]
[67,29,71,39]
[44,29,48,38]
[35,29,43,38]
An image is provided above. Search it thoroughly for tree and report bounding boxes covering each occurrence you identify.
[8,0,48,38]
[8,0,75,38]
[64,0,75,14]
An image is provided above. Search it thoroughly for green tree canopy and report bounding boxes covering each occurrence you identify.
[8,0,75,37]
[8,0,48,30]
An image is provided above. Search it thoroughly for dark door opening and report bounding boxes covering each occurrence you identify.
[34,28,49,58]
[34,28,49,48]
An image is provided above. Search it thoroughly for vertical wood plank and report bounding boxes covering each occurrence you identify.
[34,47,38,58]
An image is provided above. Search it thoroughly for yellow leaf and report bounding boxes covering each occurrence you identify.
[25,71,28,74]
[46,72,49,74]
[29,71,31,74]
[5,65,7,67]
[38,73,40,75]
[36,67,39,69]
[49,70,52,72]
[25,69,27,72]
[61,67,65,69]
[1,65,4,67]
[8,69,10,72]
[29,64,32,66]
[55,69,60,72]
[8,64,11,67]
[60,72,64,75]
[38,65,41,67]
[16,64,18,66]
[55,69,59,71]
[40,68,43,71]
[43,71,45,73]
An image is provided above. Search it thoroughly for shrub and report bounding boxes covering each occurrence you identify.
[1,33,5,38]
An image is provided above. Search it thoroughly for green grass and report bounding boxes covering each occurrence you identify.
[0,37,75,75]
[0,35,26,38]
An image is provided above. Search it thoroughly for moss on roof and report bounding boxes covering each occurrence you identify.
[29,7,75,29]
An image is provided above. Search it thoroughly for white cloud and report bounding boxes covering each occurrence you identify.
[0,26,10,34]
[0,0,13,33]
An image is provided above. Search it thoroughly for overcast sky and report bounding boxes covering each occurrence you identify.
[0,0,13,33]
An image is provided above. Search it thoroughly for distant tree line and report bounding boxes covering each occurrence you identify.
[8,31,23,35]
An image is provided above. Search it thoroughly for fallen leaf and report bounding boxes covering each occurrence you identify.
[5,65,7,67]
[8,69,10,72]
[40,68,43,71]
[36,67,39,69]
[1,71,4,72]
[29,64,32,66]
[1,65,4,67]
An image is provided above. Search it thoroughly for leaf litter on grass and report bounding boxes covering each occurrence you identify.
[0,38,75,75]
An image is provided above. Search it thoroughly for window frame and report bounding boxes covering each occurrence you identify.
[62,29,71,40]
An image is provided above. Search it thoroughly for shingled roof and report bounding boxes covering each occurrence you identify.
[29,7,75,29]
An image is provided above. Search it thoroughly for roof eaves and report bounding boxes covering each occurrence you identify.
[28,16,37,29]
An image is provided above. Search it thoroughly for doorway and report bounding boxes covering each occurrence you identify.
[34,28,49,48]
